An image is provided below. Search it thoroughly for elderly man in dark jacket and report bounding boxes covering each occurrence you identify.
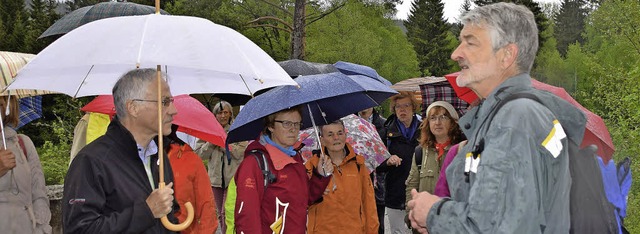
[63,68,179,233]
[377,91,421,234]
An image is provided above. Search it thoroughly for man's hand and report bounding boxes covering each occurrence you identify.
[146,182,174,218]
[317,153,333,177]
[407,189,441,233]
[386,155,402,166]
[0,149,17,177]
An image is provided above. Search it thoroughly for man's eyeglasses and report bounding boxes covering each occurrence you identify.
[274,120,303,130]
[132,97,175,107]
[429,115,450,122]
[394,103,413,110]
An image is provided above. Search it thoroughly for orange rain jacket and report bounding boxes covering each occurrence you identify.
[305,143,379,234]
[168,143,218,234]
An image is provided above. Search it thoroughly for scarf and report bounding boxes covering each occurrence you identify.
[397,116,418,140]
[434,140,451,161]
[263,134,297,156]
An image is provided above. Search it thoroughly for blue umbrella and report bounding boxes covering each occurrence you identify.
[17,96,42,129]
[334,61,393,86]
[227,72,397,143]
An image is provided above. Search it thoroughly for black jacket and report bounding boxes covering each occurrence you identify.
[377,114,421,209]
[63,119,178,234]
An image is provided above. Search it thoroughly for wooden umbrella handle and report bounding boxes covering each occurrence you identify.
[155,67,194,231]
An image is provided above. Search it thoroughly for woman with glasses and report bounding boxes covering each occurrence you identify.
[194,100,247,233]
[404,101,463,232]
[226,106,333,233]
[377,91,422,234]
[0,95,51,234]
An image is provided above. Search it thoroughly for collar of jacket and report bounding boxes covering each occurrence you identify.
[106,118,167,160]
[246,139,299,171]
[384,114,421,140]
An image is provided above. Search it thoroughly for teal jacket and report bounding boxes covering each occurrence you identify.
[426,74,586,233]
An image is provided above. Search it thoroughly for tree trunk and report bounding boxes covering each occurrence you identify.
[291,0,306,59]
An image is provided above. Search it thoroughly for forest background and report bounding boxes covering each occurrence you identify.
[0,0,638,231]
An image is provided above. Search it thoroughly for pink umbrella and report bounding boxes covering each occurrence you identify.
[81,94,226,148]
[298,114,391,172]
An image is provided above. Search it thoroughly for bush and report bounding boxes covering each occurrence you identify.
[38,140,70,185]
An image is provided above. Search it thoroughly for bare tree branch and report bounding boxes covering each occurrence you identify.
[255,0,294,17]
[305,2,346,26]
[245,24,293,34]
[248,16,294,31]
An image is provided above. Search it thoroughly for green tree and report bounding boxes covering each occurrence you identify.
[0,0,29,52]
[554,0,588,57]
[305,0,419,83]
[26,0,60,53]
[404,0,453,76]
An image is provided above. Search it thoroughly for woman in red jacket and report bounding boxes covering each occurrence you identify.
[167,125,218,233]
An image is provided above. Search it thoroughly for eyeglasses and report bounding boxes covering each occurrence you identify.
[394,103,413,110]
[274,120,303,130]
[132,97,175,107]
[429,115,450,122]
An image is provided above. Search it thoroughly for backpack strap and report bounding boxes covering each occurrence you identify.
[465,92,542,182]
[249,149,276,189]
[17,135,28,160]
[414,146,423,170]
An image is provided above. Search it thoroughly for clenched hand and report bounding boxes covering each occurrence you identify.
[146,182,174,218]
[0,149,16,177]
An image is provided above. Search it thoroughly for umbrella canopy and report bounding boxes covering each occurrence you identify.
[17,96,43,129]
[8,14,296,97]
[81,95,227,147]
[444,72,478,104]
[227,72,398,143]
[333,61,392,86]
[298,114,391,172]
[39,2,170,38]
[418,78,470,118]
[445,72,615,161]
[277,59,338,77]
[1,51,55,97]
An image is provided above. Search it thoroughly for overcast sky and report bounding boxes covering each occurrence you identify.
[396,0,561,23]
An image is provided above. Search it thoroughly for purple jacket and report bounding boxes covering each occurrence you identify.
[433,143,460,197]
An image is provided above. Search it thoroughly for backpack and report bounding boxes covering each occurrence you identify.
[473,92,619,234]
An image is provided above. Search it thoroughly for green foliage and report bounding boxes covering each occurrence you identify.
[405,0,454,76]
[33,113,73,185]
[305,0,420,83]
[553,0,588,57]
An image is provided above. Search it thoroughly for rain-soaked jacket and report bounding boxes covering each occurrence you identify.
[305,143,379,234]
[226,136,331,233]
[426,74,586,233]
[0,128,51,234]
[405,145,451,201]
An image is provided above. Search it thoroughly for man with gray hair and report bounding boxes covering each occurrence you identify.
[407,3,586,233]
[63,68,180,233]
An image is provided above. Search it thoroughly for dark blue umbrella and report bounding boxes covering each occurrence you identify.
[334,61,392,86]
[17,96,42,129]
[227,72,397,143]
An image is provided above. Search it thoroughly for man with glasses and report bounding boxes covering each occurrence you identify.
[377,91,422,234]
[63,68,180,233]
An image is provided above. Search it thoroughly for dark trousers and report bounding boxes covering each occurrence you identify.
[377,203,385,234]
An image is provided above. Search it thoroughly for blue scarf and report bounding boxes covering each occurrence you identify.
[263,134,297,156]
[397,116,418,140]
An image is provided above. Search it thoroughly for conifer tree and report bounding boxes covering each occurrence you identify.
[404,0,453,76]
[554,0,588,57]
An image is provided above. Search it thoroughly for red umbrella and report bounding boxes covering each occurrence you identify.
[81,94,226,148]
[445,72,615,161]
[444,72,479,104]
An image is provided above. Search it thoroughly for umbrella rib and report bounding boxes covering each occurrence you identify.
[239,74,254,97]
[73,65,94,98]
[136,16,151,67]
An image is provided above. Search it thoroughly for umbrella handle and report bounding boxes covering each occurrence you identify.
[158,182,195,231]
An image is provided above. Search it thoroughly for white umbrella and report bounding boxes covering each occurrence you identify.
[6,14,296,97]
[5,12,296,232]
